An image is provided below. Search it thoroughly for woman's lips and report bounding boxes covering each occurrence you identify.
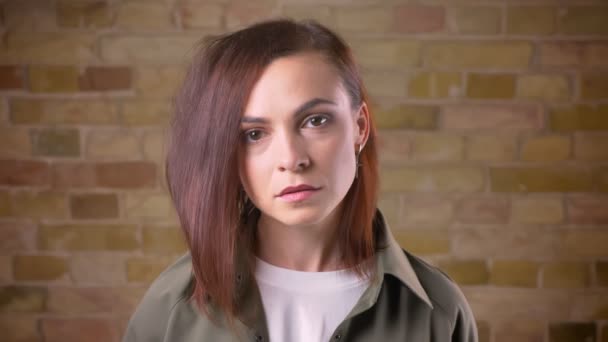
[278,188,320,203]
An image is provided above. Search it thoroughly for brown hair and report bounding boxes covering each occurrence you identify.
[166,18,380,325]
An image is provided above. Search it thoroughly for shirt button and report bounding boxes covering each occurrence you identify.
[334,333,342,340]
[254,334,264,342]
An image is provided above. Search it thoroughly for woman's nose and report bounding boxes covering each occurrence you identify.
[275,132,310,172]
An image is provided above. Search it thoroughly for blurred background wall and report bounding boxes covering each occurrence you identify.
[0,0,607,341]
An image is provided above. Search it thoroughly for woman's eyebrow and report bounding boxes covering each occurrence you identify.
[241,97,337,124]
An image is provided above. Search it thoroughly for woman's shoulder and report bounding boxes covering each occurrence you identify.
[123,252,194,342]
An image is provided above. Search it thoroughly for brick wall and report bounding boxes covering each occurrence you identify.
[0,0,607,341]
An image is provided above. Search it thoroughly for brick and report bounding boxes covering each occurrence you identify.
[409,134,463,162]
[179,2,223,29]
[134,66,184,98]
[595,262,608,288]
[401,196,454,225]
[71,254,127,285]
[477,321,490,342]
[490,260,538,288]
[549,322,596,342]
[70,193,119,219]
[575,134,608,161]
[57,0,113,28]
[283,5,332,26]
[100,35,199,64]
[490,167,592,193]
[0,65,25,89]
[14,255,68,281]
[511,197,564,224]
[351,40,420,69]
[507,6,556,35]
[494,320,545,342]
[393,229,450,255]
[380,166,484,193]
[122,100,171,125]
[126,256,174,283]
[409,72,463,99]
[0,127,31,157]
[2,0,55,31]
[581,73,608,100]
[79,66,132,91]
[52,162,97,189]
[448,6,501,34]
[125,192,176,220]
[0,159,50,186]
[560,230,608,258]
[567,196,608,224]
[377,131,411,163]
[596,166,608,193]
[437,260,489,285]
[540,42,608,67]
[226,3,275,29]
[550,105,608,132]
[558,7,608,35]
[603,326,608,342]
[393,5,445,33]
[0,316,41,341]
[518,74,570,101]
[0,256,11,282]
[10,99,120,125]
[28,66,80,93]
[375,105,437,130]
[31,128,80,158]
[47,287,144,314]
[424,42,532,69]
[453,228,561,259]
[96,161,156,188]
[143,130,167,163]
[42,318,121,342]
[0,191,10,217]
[86,129,141,160]
[360,70,406,98]
[455,196,509,224]
[443,104,542,132]
[116,1,172,30]
[408,73,431,98]
[38,224,139,251]
[521,135,571,162]
[467,73,516,99]
[335,7,392,33]
[0,221,36,252]
[377,193,400,226]
[466,134,517,162]
[0,32,98,64]
[142,226,187,254]
[12,191,68,219]
[0,286,46,312]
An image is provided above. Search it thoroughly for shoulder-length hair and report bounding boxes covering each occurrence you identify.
[166,18,379,324]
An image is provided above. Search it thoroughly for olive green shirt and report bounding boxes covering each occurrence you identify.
[123,209,478,342]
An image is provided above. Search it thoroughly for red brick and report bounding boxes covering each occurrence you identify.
[78,66,132,91]
[0,65,25,90]
[42,318,121,342]
[567,196,608,224]
[96,161,157,188]
[70,193,119,219]
[456,196,510,224]
[0,316,42,341]
[0,221,36,252]
[0,159,50,186]
[442,104,542,132]
[393,5,445,33]
[52,162,97,189]
[47,287,145,314]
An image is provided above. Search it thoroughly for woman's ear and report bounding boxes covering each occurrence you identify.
[355,102,370,147]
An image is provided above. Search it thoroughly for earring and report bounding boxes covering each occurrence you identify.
[355,144,364,179]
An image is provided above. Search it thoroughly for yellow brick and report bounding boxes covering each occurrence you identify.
[0,317,41,341]
[393,229,450,255]
[511,197,564,224]
[507,6,556,35]
[435,72,462,98]
[283,5,332,27]
[14,255,68,281]
[57,0,113,28]
[408,72,431,98]
[0,127,31,157]
[179,2,223,28]
[560,230,608,258]
[3,0,56,31]
[467,73,515,99]
[543,262,590,289]
[490,167,592,192]
[424,42,532,68]
[380,166,484,193]
[100,35,200,64]
[402,196,454,225]
[10,99,119,125]
[0,286,46,312]
[28,66,80,93]
[581,73,608,100]
[595,166,608,193]
[126,257,174,283]
[116,1,173,30]
[575,134,608,161]
[38,224,139,251]
[520,135,571,162]
[142,226,187,254]
[335,7,392,33]
[351,40,420,68]
[558,7,608,35]
[134,66,185,99]
[540,42,608,67]
[11,191,68,219]
[494,320,546,342]
[143,129,167,163]
[409,134,463,162]
[490,260,539,287]
[125,193,177,220]
[377,193,400,226]
[438,260,489,285]
[448,6,501,34]
[517,74,570,101]
[0,256,9,282]
[71,254,127,285]
[443,104,541,132]
[361,71,406,98]
[597,261,608,287]
[550,105,608,132]
[86,129,141,160]
[0,32,98,64]
[121,100,171,126]
[377,130,410,164]
[375,105,437,130]
[466,134,517,162]
[0,191,10,217]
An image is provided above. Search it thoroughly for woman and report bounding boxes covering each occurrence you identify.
[123,19,478,342]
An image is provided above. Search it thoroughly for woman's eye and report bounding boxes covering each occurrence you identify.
[242,129,264,143]
[304,115,329,128]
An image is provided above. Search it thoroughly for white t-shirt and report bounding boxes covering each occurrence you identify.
[254,256,370,342]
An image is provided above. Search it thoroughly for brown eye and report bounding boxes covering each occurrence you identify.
[242,129,265,144]
[304,114,329,128]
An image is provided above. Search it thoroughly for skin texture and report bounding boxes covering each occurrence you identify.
[238,52,370,272]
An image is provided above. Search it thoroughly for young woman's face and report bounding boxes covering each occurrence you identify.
[238,52,368,228]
